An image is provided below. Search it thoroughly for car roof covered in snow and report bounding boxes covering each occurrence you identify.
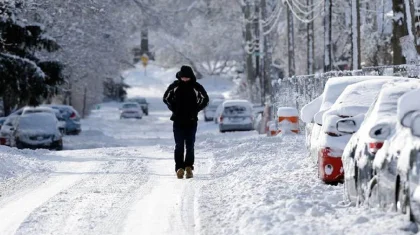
[328,79,407,117]
[300,95,322,123]
[222,100,252,107]
[319,76,405,112]
[365,80,420,126]
[397,88,420,123]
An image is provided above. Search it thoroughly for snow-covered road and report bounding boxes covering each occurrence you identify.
[0,64,415,234]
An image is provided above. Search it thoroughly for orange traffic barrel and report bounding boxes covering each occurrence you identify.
[277,107,299,134]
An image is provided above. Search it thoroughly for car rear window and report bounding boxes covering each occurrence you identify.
[223,106,249,116]
[123,103,138,109]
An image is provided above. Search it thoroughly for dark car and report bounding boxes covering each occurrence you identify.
[42,105,82,135]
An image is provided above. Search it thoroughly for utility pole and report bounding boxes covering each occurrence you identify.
[261,0,272,103]
[351,0,361,69]
[243,1,255,100]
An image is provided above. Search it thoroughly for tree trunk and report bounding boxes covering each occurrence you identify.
[261,0,273,103]
[351,0,362,69]
[392,0,407,65]
[324,0,332,72]
[243,2,255,97]
[307,0,315,74]
[287,3,296,76]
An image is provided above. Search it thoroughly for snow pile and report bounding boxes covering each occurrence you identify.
[0,146,51,181]
[277,107,298,117]
[196,133,411,234]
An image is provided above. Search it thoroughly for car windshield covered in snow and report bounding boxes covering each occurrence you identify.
[223,105,250,116]
[18,113,57,133]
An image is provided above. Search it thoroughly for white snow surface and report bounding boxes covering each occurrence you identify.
[277,107,298,117]
[0,63,415,235]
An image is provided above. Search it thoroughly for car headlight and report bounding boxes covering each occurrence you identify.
[325,164,333,175]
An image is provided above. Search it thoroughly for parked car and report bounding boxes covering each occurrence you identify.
[11,112,63,150]
[42,105,82,135]
[127,97,149,115]
[370,88,420,220]
[318,79,394,184]
[341,80,420,204]
[218,100,254,133]
[301,95,322,149]
[309,76,387,164]
[204,99,224,122]
[0,114,19,146]
[120,102,144,119]
[25,106,66,134]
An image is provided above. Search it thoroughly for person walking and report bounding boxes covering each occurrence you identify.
[163,65,209,179]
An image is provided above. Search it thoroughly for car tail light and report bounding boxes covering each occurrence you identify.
[70,112,77,119]
[0,137,6,145]
[321,147,332,157]
[368,142,384,154]
[220,116,224,123]
[325,131,342,137]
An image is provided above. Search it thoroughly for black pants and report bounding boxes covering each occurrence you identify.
[173,122,197,172]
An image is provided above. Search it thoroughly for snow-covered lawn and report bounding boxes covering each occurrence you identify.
[0,63,415,234]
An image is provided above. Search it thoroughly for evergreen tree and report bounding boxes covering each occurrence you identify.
[0,2,65,115]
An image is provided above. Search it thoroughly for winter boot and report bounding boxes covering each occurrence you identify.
[185,167,193,179]
[176,168,184,179]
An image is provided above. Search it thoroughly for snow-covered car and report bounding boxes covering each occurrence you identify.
[120,102,144,119]
[309,76,389,164]
[318,79,394,184]
[0,115,19,146]
[25,106,66,134]
[218,100,254,133]
[42,104,82,135]
[204,98,224,122]
[11,112,63,150]
[370,88,420,220]
[301,95,322,149]
[127,97,149,115]
[342,80,420,204]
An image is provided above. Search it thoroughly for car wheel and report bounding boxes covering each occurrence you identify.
[356,167,365,207]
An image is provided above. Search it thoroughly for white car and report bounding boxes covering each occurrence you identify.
[318,79,398,184]
[218,100,254,133]
[301,95,322,149]
[341,80,420,204]
[120,102,144,119]
[309,76,391,164]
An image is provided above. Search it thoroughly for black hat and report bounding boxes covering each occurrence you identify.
[176,65,196,81]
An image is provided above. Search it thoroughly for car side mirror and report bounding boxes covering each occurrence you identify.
[401,110,417,127]
[369,124,391,140]
[411,113,420,137]
[336,119,357,134]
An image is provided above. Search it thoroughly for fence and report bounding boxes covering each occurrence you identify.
[270,64,420,130]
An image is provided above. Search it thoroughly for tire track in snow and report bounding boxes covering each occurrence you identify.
[14,149,149,235]
[122,148,212,235]
[0,161,98,235]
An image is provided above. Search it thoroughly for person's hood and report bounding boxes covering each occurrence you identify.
[176,65,197,82]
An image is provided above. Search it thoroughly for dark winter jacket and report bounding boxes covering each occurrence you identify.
[163,66,209,125]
